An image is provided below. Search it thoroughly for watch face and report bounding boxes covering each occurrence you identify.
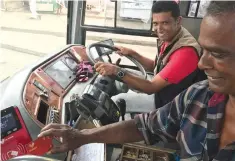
[118,71,125,78]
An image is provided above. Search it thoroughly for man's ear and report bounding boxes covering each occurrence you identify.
[177,16,182,26]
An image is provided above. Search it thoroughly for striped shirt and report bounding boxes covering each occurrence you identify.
[134,80,235,160]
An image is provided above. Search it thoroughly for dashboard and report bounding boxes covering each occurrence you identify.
[21,40,117,128]
[23,45,86,127]
[0,44,106,161]
[0,42,152,161]
[0,41,124,161]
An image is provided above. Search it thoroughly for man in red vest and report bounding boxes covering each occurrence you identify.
[95,1,204,113]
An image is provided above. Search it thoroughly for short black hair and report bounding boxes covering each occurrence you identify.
[152,0,180,18]
[206,1,235,16]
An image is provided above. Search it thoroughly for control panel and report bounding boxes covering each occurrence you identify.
[1,106,32,161]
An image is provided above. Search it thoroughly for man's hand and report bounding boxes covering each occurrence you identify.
[38,121,144,154]
[115,46,155,72]
[115,46,136,57]
[94,62,119,76]
[38,124,88,154]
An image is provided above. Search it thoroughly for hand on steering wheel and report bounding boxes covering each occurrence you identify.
[94,60,120,77]
[114,46,136,57]
[86,43,147,81]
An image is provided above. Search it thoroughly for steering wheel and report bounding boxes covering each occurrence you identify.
[86,43,147,81]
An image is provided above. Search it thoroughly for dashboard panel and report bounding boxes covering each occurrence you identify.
[23,45,86,127]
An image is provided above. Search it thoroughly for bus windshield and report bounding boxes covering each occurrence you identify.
[0,0,209,81]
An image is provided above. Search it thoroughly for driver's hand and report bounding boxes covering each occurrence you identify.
[94,62,119,76]
[115,46,136,57]
[38,123,88,154]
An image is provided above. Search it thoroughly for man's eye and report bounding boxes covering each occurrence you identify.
[210,52,226,59]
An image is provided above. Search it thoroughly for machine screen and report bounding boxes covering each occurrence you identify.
[45,60,74,88]
[1,107,22,138]
[1,113,17,134]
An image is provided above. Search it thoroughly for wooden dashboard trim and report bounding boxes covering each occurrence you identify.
[23,45,88,128]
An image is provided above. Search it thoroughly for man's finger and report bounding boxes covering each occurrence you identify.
[50,145,67,154]
[114,45,121,49]
[99,68,104,75]
[100,69,106,76]
[116,50,124,56]
[95,66,102,72]
[38,128,64,138]
[116,58,121,65]
[94,64,99,69]
[94,62,102,68]
[40,123,67,133]
[113,46,121,51]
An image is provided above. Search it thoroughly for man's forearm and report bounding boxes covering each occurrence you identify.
[131,51,155,72]
[81,120,144,144]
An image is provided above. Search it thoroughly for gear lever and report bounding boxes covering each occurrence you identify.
[116,99,126,121]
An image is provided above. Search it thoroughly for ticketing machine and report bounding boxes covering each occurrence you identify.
[1,106,32,161]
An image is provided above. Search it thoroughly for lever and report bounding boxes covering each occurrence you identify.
[65,102,80,126]
[116,99,126,121]
[116,58,121,66]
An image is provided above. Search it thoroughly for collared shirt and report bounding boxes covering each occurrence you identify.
[134,80,235,160]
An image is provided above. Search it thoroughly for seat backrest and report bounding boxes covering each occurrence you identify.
[182,17,202,40]
[179,1,203,40]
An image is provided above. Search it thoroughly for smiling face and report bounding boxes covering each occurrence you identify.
[152,12,181,42]
[198,13,235,95]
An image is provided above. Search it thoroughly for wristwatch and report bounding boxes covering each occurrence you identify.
[116,68,126,79]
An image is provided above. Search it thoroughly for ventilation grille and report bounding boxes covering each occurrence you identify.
[47,107,60,124]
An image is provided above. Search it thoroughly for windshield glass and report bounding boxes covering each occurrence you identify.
[0,0,205,81]
[0,0,68,81]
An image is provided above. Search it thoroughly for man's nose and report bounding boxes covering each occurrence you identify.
[157,24,163,31]
[153,24,163,32]
[198,51,213,70]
